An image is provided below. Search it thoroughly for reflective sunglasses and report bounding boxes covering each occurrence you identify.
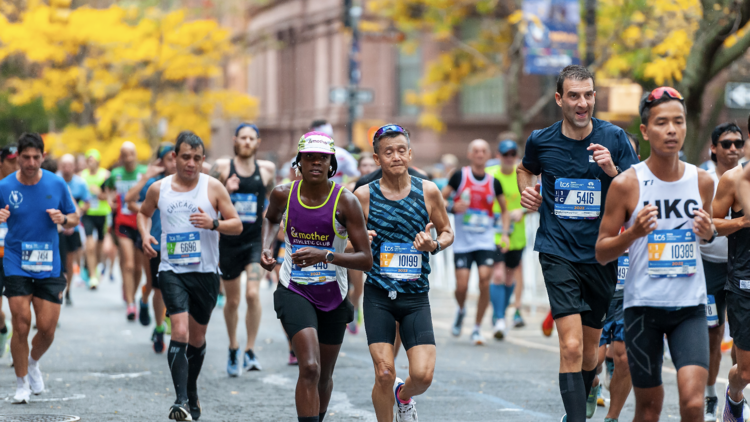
[718,140,745,150]
[373,124,408,142]
[645,87,684,105]
[501,151,517,158]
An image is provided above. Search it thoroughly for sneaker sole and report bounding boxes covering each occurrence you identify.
[169,406,192,421]
[11,398,29,404]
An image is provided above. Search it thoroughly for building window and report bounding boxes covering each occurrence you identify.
[396,46,421,116]
[459,19,506,116]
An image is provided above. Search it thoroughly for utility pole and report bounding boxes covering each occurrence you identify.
[584,0,596,66]
[344,0,362,150]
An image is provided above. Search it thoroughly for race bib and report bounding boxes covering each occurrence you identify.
[166,232,201,265]
[706,294,719,328]
[290,245,336,285]
[21,242,53,272]
[379,243,422,281]
[647,229,697,278]
[0,222,8,248]
[231,193,258,223]
[462,209,492,233]
[554,178,601,219]
[89,198,100,209]
[493,215,515,235]
[617,254,629,291]
[115,180,138,215]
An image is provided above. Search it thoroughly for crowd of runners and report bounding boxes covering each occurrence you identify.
[0,64,748,422]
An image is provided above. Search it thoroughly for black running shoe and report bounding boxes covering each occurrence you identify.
[152,328,165,354]
[188,392,201,421]
[168,402,192,421]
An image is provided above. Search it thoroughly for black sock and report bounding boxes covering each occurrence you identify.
[167,340,189,403]
[0,325,7,334]
[186,342,206,394]
[297,417,319,422]
[729,395,745,418]
[559,372,586,422]
[319,412,326,422]
[605,357,614,365]
[582,368,597,397]
[245,348,255,359]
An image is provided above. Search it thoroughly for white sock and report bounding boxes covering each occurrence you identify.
[706,384,717,398]
[456,307,465,316]
[473,324,481,332]
[16,376,27,389]
[28,356,38,367]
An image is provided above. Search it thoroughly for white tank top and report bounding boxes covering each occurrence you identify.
[158,174,219,274]
[699,168,729,263]
[623,162,706,309]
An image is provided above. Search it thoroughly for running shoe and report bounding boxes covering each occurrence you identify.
[168,402,192,421]
[394,377,418,421]
[560,416,567,422]
[744,401,750,422]
[81,266,89,283]
[152,328,165,354]
[597,385,605,407]
[139,299,151,326]
[723,387,745,422]
[347,309,359,334]
[89,276,99,290]
[513,309,525,328]
[188,392,201,421]
[604,358,614,391]
[542,310,554,337]
[586,384,600,418]
[452,308,465,337]
[28,362,44,395]
[126,303,137,321]
[165,317,172,335]
[216,293,226,309]
[12,382,30,404]
[604,419,617,422]
[65,290,72,307]
[243,349,262,371]
[471,330,485,346]
[288,350,298,366]
[705,395,718,422]
[227,349,240,377]
[493,318,506,340]
[0,326,11,358]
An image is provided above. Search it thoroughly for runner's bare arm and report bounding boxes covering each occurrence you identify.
[596,169,645,264]
[713,167,740,236]
[260,184,291,271]
[517,163,542,212]
[210,178,243,236]
[424,180,454,249]
[496,192,511,250]
[695,168,717,242]
[208,159,229,183]
[738,164,750,222]
[259,160,277,198]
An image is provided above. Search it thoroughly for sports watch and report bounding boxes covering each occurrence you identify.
[211,219,219,231]
[326,251,335,263]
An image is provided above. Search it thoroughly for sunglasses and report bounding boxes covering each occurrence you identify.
[718,140,745,149]
[373,124,408,141]
[645,87,684,105]
[501,151,517,157]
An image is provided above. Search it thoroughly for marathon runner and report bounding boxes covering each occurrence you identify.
[699,122,744,421]
[260,131,372,422]
[486,138,528,338]
[104,142,148,321]
[354,124,454,422]
[711,128,750,422]
[80,149,111,288]
[0,144,19,357]
[517,65,639,422]
[58,154,91,305]
[442,139,510,345]
[138,131,242,421]
[208,123,275,376]
[126,143,176,351]
[596,86,715,421]
[0,133,78,404]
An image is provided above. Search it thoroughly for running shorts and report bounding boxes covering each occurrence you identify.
[495,248,523,269]
[116,225,142,250]
[727,291,750,351]
[624,305,709,389]
[61,231,82,253]
[4,275,67,305]
[0,260,5,295]
[219,238,262,280]
[454,249,496,270]
[703,259,727,327]
[273,283,353,345]
[82,215,107,239]
[159,271,220,326]
[149,252,161,290]
[540,252,616,329]
[363,283,435,351]
[599,297,625,346]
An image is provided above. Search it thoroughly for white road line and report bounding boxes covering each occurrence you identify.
[89,371,151,379]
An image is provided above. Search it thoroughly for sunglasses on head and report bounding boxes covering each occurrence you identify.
[645,87,684,105]
[373,124,407,141]
[718,140,745,149]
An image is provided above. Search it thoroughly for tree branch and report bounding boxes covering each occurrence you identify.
[709,27,750,79]
[522,85,556,124]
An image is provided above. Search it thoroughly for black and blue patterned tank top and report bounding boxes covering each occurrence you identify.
[366,176,431,294]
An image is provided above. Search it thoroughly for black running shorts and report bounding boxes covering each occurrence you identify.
[703,259,727,327]
[624,305,709,389]
[495,248,523,269]
[4,275,67,305]
[454,249,496,270]
[727,291,750,351]
[363,283,435,351]
[116,225,142,250]
[61,231,82,253]
[149,252,161,290]
[219,238,262,280]
[82,215,107,239]
[159,271,220,326]
[273,283,353,345]
[540,252,616,329]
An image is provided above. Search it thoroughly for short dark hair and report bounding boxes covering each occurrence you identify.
[292,152,338,178]
[625,132,640,157]
[710,122,743,162]
[556,65,595,96]
[373,128,410,154]
[175,131,205,155]
[17,133,44,155]
[310,119,328,130]
[639,92,685,125]
[41,155,57,173]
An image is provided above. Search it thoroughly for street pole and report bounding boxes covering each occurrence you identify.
[346,2,362,150]
[584,0,596,67]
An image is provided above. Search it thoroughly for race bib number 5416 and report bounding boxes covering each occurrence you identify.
[554,178,601,220]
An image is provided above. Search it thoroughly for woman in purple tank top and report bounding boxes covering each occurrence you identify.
[260,132,372,422]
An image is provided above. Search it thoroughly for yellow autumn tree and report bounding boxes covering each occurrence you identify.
[0,3,257,167]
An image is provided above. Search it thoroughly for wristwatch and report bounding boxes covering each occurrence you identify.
[63,216,68,226]
[430,240,442,255]
[705,229,718,244]
[615,166,623,176]
[326,251,335,263]
[211,219,219,231]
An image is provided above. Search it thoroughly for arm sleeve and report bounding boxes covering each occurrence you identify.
[447,171,462,191]
[521,134,542,175]
[493,178,503,196]
[614,130,639,171]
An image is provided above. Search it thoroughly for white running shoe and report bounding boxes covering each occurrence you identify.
[394,377,418,422]
[12,382,30,404]
[471,330,485,345]
[28,362,44,395]
[493,318,506,340]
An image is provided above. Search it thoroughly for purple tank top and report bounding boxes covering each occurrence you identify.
[285,180,344,311]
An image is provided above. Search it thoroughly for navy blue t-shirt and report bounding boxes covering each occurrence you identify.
[0,170,77,278]
[522,118,639,264]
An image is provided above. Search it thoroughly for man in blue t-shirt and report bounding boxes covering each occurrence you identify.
[58,154,90,305]
[0,133,78,404]
[517,65,639,422]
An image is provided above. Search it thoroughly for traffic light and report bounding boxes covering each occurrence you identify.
[342,0,352,28]
[49,0,72,24]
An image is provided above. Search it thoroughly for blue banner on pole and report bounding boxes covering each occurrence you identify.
[523,0,581,75]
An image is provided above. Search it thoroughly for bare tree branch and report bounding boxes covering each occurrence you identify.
[709,28,750,79]
[522,85,556,124]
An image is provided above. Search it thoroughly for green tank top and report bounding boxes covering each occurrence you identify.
[81,168,111,216]
[486,164,526,251]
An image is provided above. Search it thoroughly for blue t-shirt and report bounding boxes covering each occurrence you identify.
[140,175,164,241]
[63,174,90,233]
[522,118,639,263]
[0,170,77,278]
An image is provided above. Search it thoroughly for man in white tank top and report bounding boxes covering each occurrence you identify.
[137,132,243,421]
[596,87,716,422]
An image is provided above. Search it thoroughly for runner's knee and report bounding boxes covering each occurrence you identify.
[560,337,582,363]
[298,358,320,384]
[374,361,396,387]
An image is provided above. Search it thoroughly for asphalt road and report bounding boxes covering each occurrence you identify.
[0,271,740,421]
